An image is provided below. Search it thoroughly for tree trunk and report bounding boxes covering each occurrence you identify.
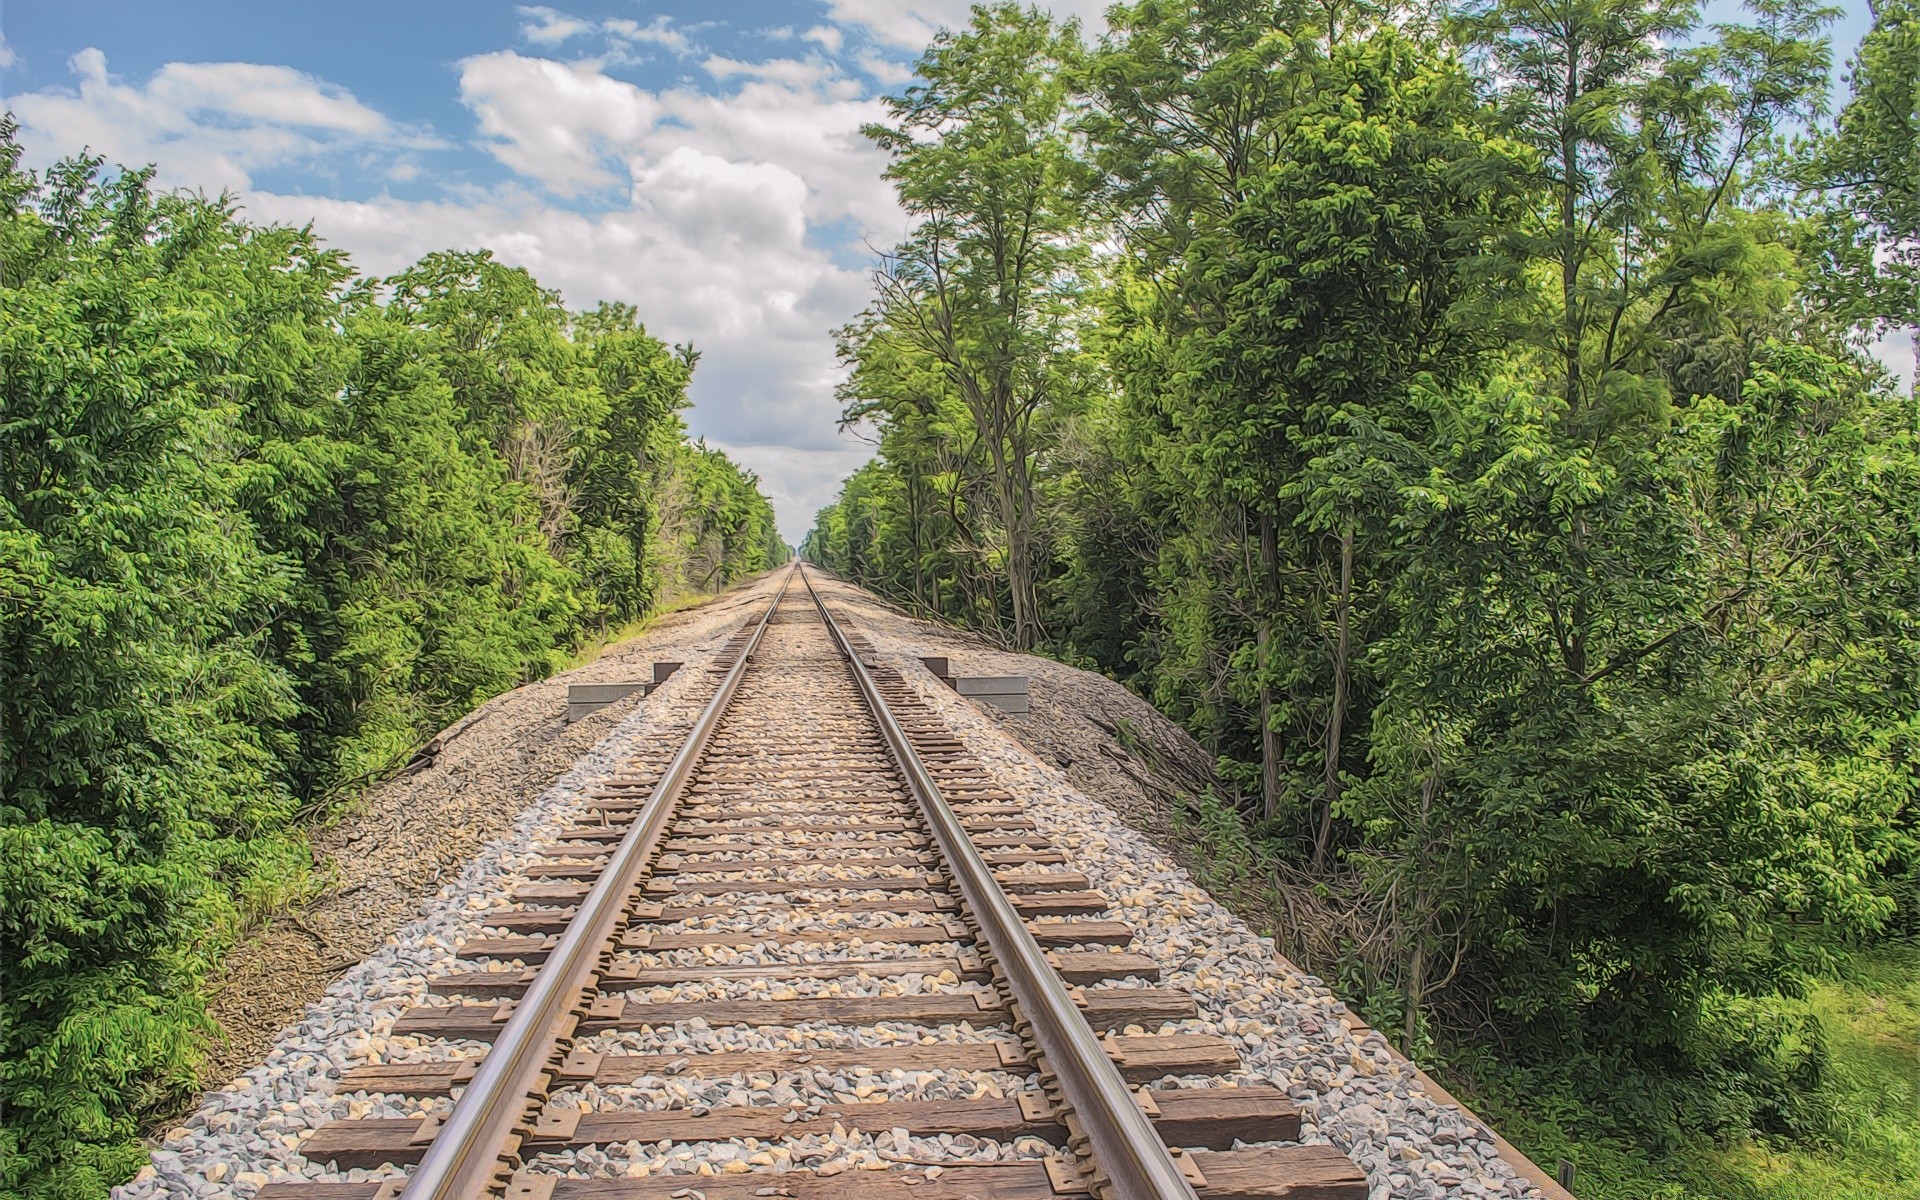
[1312,524,1353,871]
[986,423,1041,650]
[1403,938,1425,1058]
[1257,513,1283,822]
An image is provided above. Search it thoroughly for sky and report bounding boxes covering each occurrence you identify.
[0,0,1891,542]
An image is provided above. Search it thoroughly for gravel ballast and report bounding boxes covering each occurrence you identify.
[114,571,1548,1200]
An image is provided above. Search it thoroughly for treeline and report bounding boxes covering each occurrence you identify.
[0,125,783,1197]
[806,0,1918,1173]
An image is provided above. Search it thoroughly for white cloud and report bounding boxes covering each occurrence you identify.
[603,15,693,56]
[803,24,846,54]
[823,0,1113,49]
[229,44,909,536]
[9,49,424,191]
[0,32,18,71]
[702,54,826,87]
[518,5,595,46]
[707,439,876,537]
[854,51,917,85]
[513,8,696,58]
[456,50,898,234]
[459,51,658,195]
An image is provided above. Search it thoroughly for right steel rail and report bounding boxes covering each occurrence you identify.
[402,566,794,1200]
[797,565,1203,1200]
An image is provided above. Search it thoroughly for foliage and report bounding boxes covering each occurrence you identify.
[0,121,782,1197]
[808,0,1920,1182]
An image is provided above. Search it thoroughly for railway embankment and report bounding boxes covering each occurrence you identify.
[120,569,1562,1200]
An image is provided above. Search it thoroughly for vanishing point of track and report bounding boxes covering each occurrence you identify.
[259,565,1369,1200]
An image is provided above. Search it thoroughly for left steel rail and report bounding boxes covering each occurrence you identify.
[401,566,795,1200]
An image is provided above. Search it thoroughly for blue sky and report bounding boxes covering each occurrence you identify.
[0,0,1889,539]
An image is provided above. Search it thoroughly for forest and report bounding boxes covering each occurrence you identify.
[0,122,784,1197]
[803,0,1919,1195]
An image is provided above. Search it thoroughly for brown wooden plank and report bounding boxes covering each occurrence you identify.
[656,896,958,919]
[514,882,592,903]
[632,925,963,952]
[622,918,1129,950]
[1026,919,1133,947]
[1076,986,1197,1029]
[256,1185,386,1200]
[1188,1145,1370,1199]
[389,1003,505,1040]
[681,795,908,808]
[1149,1086,1300,1146]
[522,861,606,879]
[1050,951,1161,984]
[580,993,1007,1034]
[1106,1034,1243,1080]
[664,835,924,853]
[552,827,631,842]
[537,1096,1056,1150]
[298,1117,430,1170]
[674,819,912,834]
[530,1138,1366,1198]
[458,936,552,961]
[992,871,1092,893]
[544,1165,1057,1200]
[478,907,575,935]
[655,849,1064,870]
[1010,892,1109,917]
[600,956,985,987]
[337,1059,475,1095]
[331,1034,1244,1098]
[589,1043,1012,1083]
[430,968,536,998]
[656,854,930,873]
[647,875,944,897]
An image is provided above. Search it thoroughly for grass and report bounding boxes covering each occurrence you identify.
[1450,941,1920,1200]
[559,587,722,670]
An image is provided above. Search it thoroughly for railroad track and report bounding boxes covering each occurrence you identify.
[260,565,1369,1200]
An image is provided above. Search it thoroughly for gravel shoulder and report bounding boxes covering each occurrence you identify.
[200,574,786,1089]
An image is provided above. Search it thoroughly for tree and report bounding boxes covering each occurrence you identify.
[1809,0,1920,335]
[0,147,301,1198]
[852,3,1095,649]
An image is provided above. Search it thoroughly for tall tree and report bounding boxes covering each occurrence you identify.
[852,3,1094,649]
[1809,0,1920,339]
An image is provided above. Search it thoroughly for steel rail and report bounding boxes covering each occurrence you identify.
[796,565,1203,1200]
[402,566,796,1200]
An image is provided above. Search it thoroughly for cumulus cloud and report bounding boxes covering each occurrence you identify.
[822,0,1112,49]
[516,8,696,58]
[604,15,694,55]
[517,5,596,46]
[456,49,897,233]
[706,439,877,532]
[0,32,18,71]
[8,48,427,191]
[803,24,846,54]
[459,51,658,195]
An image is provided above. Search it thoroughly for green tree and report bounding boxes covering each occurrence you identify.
[852,3,1095,649]
[0,148,302,1198]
